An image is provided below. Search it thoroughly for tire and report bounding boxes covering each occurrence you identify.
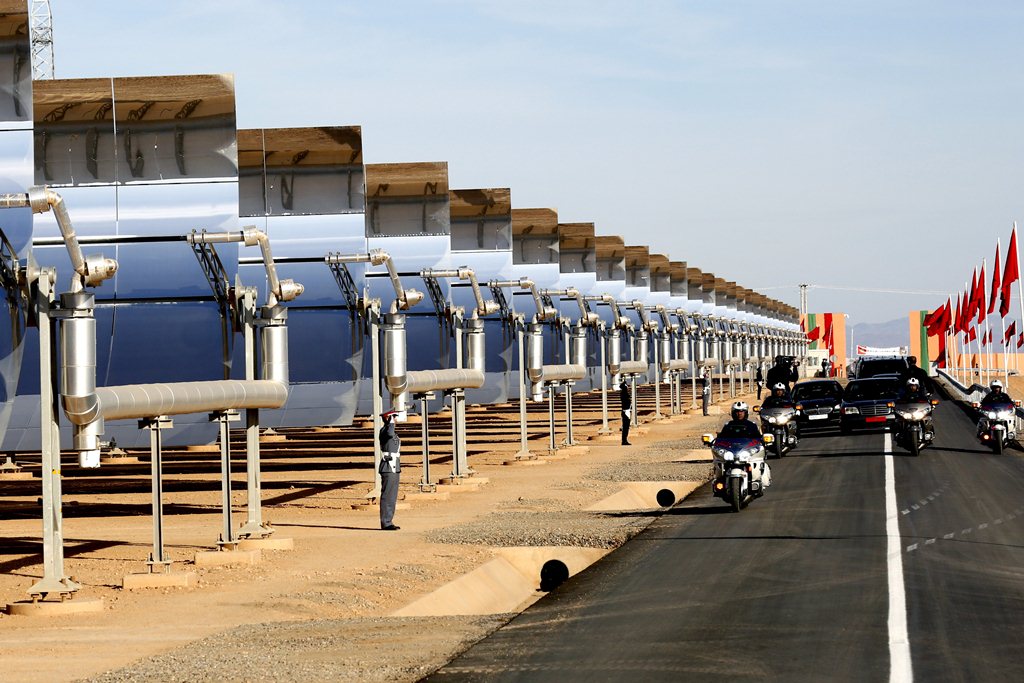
[994,437,1004,455]
[774,433,785,459]
[728,478,743,513]
[908,433,920,457]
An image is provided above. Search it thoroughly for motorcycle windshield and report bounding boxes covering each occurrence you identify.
[982,401,1014,412]
[713,436,760,451]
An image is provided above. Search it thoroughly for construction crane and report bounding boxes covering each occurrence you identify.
[30,0,55,80]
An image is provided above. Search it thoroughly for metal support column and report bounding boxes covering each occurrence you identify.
[370,305,383,497]
[515,320,531,458]
[142,416,173,572]
[29,270,79,599]
[238,288,270,538]
[547,384,557,452]
[563,382,575,446]
[631,376,639,427]
[213,409,240,548]
[449,388,468,478]
[418,393,433,490]
[599,326,610,434]
[653,333,663,418]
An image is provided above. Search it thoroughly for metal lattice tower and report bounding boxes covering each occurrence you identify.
[30,0,55,80]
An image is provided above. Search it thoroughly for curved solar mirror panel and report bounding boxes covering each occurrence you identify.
[238,126,368,428]
[449,188,513,404]
[557,222,599,390]
[24,74,240,448]
[0,3,31,450]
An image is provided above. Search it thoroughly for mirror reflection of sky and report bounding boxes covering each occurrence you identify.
[52,0,1024,323]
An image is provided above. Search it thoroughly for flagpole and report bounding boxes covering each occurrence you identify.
[982,257,992,384]
[1015,222,1024,382]
[1001,314,1008,385]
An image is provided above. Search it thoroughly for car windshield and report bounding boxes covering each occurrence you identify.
[845,380,898,401]
[718,422,761,439]
[859,359,908,378]
[793,383,842,400]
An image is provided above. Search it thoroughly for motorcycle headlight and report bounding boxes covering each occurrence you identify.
[722,451,735,461]
[712,446,728,457]
[997,410,1014,420]
[775,415,791,425]
[986,411,998,419]
[736,450,751,462]
[765,416,777,424]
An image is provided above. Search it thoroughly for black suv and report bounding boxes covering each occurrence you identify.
[850,356,909,380]
[793,379,844,432]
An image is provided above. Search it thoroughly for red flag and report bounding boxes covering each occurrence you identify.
[986,328,993,345]
[953,293,963,334]
[926,298,951,336]
[966,271,978,322]
[977,263,987,325]
[1017,331,1023,349]
[967,325,978,342]
[1004,321,1017,344]
[1001,225,1019,317]
[989,243,1001,315]
[935,332,947,368]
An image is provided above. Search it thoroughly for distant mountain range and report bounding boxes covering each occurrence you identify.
[848,317,908,351]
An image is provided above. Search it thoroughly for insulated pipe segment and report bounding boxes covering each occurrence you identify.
[325,249,423,311]
[0,187,118,291]
[464,318,486,372]
[619,360,649,376]
[538,364,586,383]
[421,267,499,318]
[382,313,410,412]
[190,228,304,307]
[404,369,485,393]
[59,292,99,426]
[92,380,288,422]
[570,325,587,367]
[607,328,621,375]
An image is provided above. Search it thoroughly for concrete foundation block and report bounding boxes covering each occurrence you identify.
[193,549,261,567]
[6,597,104,616]
[122,571,198,589]
[237,537,294,551]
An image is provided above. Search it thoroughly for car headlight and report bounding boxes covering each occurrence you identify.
[845,406,859,414]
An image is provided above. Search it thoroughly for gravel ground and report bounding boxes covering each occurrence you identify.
[82,615,511,683]
[427,510,654,548]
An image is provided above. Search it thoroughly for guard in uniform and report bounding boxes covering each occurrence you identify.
[379,409,402,530]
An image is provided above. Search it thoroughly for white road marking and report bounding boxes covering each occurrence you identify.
[906,543,918,552]
[885,431,913,682]
[943,533,954,540]
[979,523,989,530]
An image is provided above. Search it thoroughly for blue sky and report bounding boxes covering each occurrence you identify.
[51,1,1024,323]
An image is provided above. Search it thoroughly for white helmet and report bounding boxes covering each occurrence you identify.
[991,380,1003,391]
[772,382,786,392]
[907,378,920,388]
[731,401,749,420]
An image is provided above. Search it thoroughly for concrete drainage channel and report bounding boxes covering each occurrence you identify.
[393,546,611,617]
[393,480,702,618]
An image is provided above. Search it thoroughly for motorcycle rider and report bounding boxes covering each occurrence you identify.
[981,379,1012,406]
[766,355,799,392]
[759,382,799,445]
[977,379,1015,440]
[901,355,933,394]
[717,401,771,488]
[896,377,935,441]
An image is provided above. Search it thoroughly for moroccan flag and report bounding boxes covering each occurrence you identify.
[990,243,1002,315]
[806,325,821,342]
[1005,321,1017,344]
[925,298,951,336]
[1001,225,1019,317]
[1018,331,1024,349]
[967,270,979,322]
[954,293,963,334]
[967,325,978,342]
[977,263,987,325]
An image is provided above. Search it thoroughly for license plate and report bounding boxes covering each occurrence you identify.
[866,416,886,423]
[809,414,828,421]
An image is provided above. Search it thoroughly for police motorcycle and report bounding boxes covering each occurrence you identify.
[702,402,774,512]
[754,383,798,459]
[972,380,1020,454]
[893,378,938,457]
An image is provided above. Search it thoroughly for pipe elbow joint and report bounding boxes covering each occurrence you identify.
[61,393,101,426]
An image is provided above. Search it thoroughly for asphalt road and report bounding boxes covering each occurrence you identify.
[429,399,1024,682]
